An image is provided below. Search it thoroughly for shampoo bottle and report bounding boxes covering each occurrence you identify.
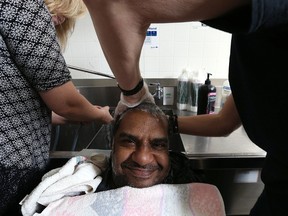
[220,79,231,108]
[187,70,203,112]
[197,73,217,115]
[177,68,189,110]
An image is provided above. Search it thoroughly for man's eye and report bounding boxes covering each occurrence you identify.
[152,142,168,150]
[120,138,136,146]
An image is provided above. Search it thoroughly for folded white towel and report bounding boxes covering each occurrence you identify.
[38,162,102,206]
[21,155,107,216]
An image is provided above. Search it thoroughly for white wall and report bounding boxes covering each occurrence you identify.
[63,13,231,79]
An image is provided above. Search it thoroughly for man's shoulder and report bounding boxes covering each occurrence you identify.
[169,151,206,184]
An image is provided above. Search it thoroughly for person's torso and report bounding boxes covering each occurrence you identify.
[0,1,71,169]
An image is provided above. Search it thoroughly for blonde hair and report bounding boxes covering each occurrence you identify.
[44,0,87,50]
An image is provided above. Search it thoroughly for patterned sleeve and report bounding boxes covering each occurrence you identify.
[250,0,288,32]
[0,0,71,91]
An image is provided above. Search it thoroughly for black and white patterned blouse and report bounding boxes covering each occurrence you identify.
[0,1,73,211]
[0,0,71,170]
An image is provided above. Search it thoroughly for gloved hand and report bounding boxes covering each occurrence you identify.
[114,82,155,117]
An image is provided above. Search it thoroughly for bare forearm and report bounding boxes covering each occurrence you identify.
[40,81,113,124]
[54,96,100,121]
[84,0,250,90]
[178,95,241,136]
[52,112,79,125]
[128,0,250,23]
[84,0,145,90]
[178,114,236,136]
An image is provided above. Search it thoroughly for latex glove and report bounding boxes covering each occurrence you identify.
[114,82,155,117]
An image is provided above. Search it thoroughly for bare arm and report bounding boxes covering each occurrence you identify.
[178,94,241,136]
[51,112,92,125]
[83,0,250,93]
[40,81,113,124]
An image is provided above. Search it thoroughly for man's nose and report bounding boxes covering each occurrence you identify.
[131,145,154,166]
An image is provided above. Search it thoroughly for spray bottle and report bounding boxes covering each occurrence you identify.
[197,73,216,115]
[220,79,231,108]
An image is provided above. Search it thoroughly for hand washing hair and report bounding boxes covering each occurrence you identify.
[112,102,168,136]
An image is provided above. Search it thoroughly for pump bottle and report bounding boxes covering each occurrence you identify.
[197,73,216,115]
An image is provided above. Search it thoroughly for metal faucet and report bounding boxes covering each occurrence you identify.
[67,65,115,79]
[149,82,163,100]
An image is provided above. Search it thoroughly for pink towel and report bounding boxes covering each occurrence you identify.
[35,183,225,216]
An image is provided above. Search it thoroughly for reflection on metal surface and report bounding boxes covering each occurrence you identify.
[181,127,266,158]
[149,82,163,100]
[51,108,185,153]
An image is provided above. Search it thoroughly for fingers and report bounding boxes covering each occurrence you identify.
[99,106,113,123]
[114,90,155,118]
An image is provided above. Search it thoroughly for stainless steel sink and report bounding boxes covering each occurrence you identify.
[51,108,185,152]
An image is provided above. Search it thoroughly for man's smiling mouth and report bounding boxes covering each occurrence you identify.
[127,167,155,179]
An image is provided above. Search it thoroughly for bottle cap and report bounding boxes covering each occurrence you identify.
[205,73,212,85]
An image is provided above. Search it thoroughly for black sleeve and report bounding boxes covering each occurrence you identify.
[202,5,252,34]
[250,0,288,32]
[203,0,288,34]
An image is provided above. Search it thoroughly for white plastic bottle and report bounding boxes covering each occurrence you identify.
[177,68,189,110]
[220,79,231,108]
[187,70,204,112]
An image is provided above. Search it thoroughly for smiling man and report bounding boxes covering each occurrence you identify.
[112,103,170,188]
[96,102,203,191]
[20,102,211,215]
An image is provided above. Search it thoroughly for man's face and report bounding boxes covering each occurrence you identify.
[112,110,170,188]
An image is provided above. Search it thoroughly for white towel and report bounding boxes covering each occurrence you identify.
[21,155,107,216]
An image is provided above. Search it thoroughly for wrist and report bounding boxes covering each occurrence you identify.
[118,78,144,96]
[121,81,148,104]
[169,114,179,134]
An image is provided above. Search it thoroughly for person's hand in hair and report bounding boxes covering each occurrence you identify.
[114,81,155,117]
